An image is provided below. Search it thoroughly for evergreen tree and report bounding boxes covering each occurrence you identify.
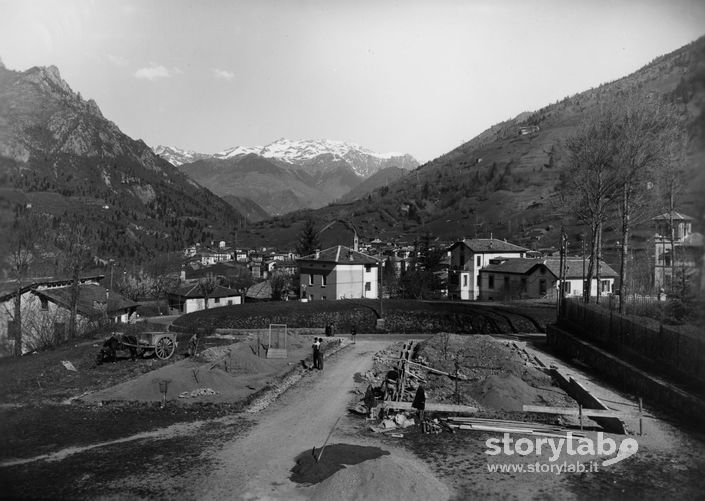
[296,218,320,257]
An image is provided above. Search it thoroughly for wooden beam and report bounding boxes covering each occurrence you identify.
[381,401,478,413]
[522,405,639,419]
[377,357,467,379]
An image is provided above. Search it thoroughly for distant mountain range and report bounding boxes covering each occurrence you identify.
[154,139,418,215]
[0,61,241,266]
[241,36,705,257]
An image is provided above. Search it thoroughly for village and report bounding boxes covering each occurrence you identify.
[1,210,701,357]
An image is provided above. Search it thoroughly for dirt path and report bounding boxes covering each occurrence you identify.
[182,339,449,501]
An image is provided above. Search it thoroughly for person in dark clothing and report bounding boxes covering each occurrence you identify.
[325,324,331,337]
[350,325,356,344]
[312,337,321,370]
[412,385,426,425]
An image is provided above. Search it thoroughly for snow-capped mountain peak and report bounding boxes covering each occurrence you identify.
[153,145,210,166]
[152,138,418,177]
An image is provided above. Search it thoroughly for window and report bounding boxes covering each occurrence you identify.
[321,296,327,301]
[601,280,611,293]
[488,275,495,289]
[214,297,220,304]
[539,279,547,296]
[321,274,327,287]
[365,264,372,272]
[520,278,527,292]
[562,282,571,294]
[463,274,468,287]
[365,282,371,291]
[503,276,510,290]
[308,274,314,286]
[476,256,481,267]
[227,300,233,306]
[309,294,315,301]
[40,297,49,310]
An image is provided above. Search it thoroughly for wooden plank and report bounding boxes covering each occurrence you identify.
[377,357,467,380]
[522,405,639,419]
[381,401,478,413]
[450,423,586,439]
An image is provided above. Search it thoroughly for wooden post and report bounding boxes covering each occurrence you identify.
[398,360,406,402]
[316,415,343,463]
[578,404,583,431]
[638,397,643,436]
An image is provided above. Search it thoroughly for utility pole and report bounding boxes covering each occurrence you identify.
[379,256,384,317]
[557,229,567,317]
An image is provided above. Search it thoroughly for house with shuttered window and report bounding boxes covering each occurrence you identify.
[297,245,379,301]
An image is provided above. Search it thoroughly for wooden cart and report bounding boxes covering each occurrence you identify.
[121,331,177,360]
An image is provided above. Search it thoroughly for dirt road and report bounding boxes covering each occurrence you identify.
[182,338,449,501]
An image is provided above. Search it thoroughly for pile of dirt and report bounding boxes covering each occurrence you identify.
[305,452,451,500]
[290,443,390,484]
[470,372,541,411]
[200,343,276,374]
[414,334,573,412]
[83,333,345,406]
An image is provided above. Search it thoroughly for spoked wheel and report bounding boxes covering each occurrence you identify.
[155,336,175,360]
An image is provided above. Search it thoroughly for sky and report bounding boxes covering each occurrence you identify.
[1,0,704,163]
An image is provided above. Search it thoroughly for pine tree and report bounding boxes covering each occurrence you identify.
[296,219,320,257]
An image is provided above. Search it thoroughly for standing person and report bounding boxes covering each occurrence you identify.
[350,325,356,344]
[312,337,321,370]
[325,323,331,337]
[318,339,324,370]
[412,385,426,429]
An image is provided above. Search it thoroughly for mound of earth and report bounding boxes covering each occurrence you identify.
[470,372,542,411]
[305,453,451,501]
[83,332,324,405]
[414,334,574,412]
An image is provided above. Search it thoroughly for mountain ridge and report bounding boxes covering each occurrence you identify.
[165,138,419,215]
[155,138,418,178]
[239,36,705,256]
[0,63,241,266]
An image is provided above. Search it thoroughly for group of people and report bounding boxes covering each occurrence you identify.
[311,337,324,370]
[311,324,359,370]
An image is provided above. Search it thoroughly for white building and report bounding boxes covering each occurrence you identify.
[448,238,529,300]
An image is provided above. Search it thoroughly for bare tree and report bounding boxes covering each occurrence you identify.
[563,106,620,302]
[611,95,685,312]
[656,122,689,295]
[55,221,91,340]
[198,273,218,310]
[5,207,40,356]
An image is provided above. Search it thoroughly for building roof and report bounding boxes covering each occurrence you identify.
[652,211,694,222]
[451,238,528,253]
[171,283,239,299]
[35,284,138,317]
[297,245,379,265]
[544,258,618,279]
[480,259,547,275]
[0,275,105,303]
[479,257,618,279]
[245,280,272,300]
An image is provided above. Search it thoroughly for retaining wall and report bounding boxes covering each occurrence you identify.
[558,299,705,387]
[547,324,705,422]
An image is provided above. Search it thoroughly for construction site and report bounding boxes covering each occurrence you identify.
[1,315,704,500]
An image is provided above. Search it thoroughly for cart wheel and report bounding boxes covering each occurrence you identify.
[155,336,175,360]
